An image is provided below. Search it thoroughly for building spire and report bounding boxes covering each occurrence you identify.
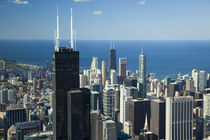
[55,4,60,51]
[141,41,143,54]
[70,8,74,49]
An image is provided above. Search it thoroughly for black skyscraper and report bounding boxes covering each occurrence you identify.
[52,47,79,139]
[109,47,116,73]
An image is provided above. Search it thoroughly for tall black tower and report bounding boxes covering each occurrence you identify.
[109,47,116,73]
[52,47,79,139]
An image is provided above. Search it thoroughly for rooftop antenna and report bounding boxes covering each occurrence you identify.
[113,41,115,49]
[54,30,56,48]
[55,4,60,51]
[70,8,74,49]
[141,41,144,54]
[75,29,77,51]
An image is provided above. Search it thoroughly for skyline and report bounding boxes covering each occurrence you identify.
[0,0,210,40]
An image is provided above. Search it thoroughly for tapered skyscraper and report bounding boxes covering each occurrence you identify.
[138,47,146,98]
[102,60,106,87]
[109,43,116,74]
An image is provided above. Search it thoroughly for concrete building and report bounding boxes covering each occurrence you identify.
[192,69,199,91]
[199,70,205,92]
[103,87,115,119]
[119,58,127,81]
[165,96,193,140]
[90,110,102,140]
[203,89,210,138]
[103,119,117,140]
[102,60,106,87]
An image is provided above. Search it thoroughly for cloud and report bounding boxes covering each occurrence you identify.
[12,0,30,5]
[73,0,90,2]
[92,11,103,15]
[138,0,146,5]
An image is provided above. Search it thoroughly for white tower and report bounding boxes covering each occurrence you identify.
[55,5,60,51]
[70,8,74,49]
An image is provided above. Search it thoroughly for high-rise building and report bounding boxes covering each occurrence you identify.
[0,89,8,104]
[203,88,210,138]
[90,91,101,111]
[90,110,102,140]
[110,69,118,85]
[150,99,165,139]
[207,74,210,88]
[192,69,199,91]
[129,98,150,135]
[91,57,98,70]
[199,70,205,92]
[102,119,117,140]
[120,86,133,124]
[103,87,115,119]
[52,47,79,139]
[4,104,28,139]
[138,50,147,98]
[7,120,41,140]
[165,96,193,140]
[67,88,91,140]
[80,74,88,88]
[186,78,195,91]
[102,60,106,87]
[168,82,179,97]
[109,46,116,73]
[119,58,127,80]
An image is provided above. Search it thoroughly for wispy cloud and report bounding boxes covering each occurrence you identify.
[92,11,103,15]
[12,0,30,5]
[138,0,146,5]
[73,0,90,2]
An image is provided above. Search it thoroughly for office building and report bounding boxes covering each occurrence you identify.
[192,69,199,91]
[129,98,150,135]
[80,74,88,88]
[7,121,41,140]
[186,78,195,91]
[168,82,179,97]
[91,57,98,70]
[150,99,165,139]
[103,120,117,140]
[109,45,116,73]
[165,96,193,140]
[110,69,118,85]
[90,110,102,140]
[103,87,115,119]
[203,89,210,138]
[199,70,205,92]
[67,88,91,140]
[102,60,106,87]
[138,50,147,98]
[119,58,127,80]
[4,104,28,139]
[0,89,8,104]
[90,91,101,111]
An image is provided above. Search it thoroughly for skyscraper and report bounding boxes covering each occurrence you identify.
[150,99,165,139]
[192,69,199,91]
[199,70,205,92]
[119,58,127,80]
[103,87,115,119]
[52,47,79,139]
[102,120,117,140]
[102,60,106,87]
[67,89,91,140]
[129,98,150,135]
[203,88,210,138]
[91,57,98,70]
[165,96,193,140]
[90,110,102,140]
[52,7,80,139]
[207,74,210,88]
[109,44,116,73]
[138,50,147,98]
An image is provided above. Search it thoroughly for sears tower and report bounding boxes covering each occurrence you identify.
[52,6,90,140]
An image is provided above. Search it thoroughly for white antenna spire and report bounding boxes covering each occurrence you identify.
[70,8,74,49]
[75,29,77,51]
[54,30,56,48]
[55,5,60,51]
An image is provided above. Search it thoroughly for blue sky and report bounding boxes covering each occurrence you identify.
[0,0,210,40]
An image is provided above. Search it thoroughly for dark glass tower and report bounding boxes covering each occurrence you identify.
[109,47,116,73]
[67,88,91,140]
[52,47,79,139]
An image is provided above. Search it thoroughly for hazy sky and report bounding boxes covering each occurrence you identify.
[0,0,210,40]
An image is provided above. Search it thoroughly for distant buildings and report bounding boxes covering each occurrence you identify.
[165,96,193,140]
[199,70,205,92]
[103,87,115,119]
[119,58,127,81]
[192,69,199,91]
[102,60,106,87]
